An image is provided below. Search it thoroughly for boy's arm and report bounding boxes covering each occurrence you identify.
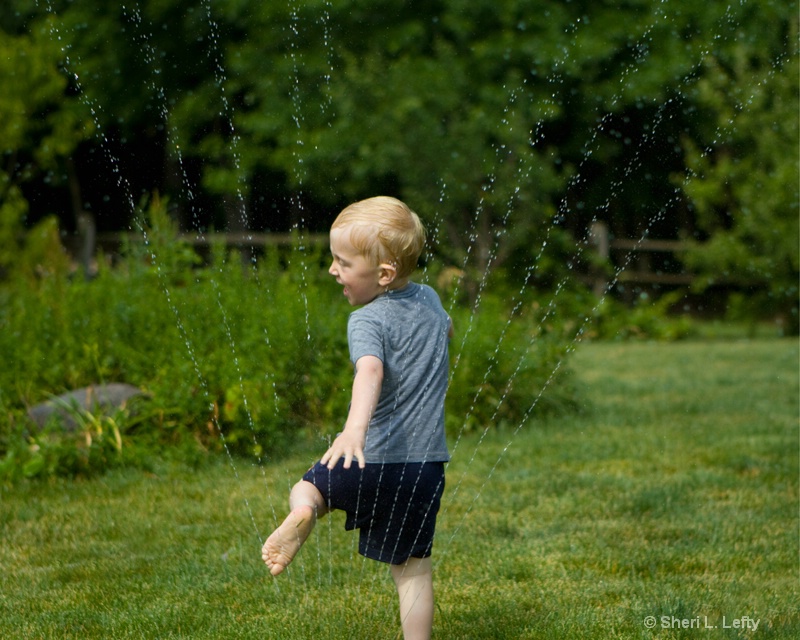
[320,355,383,470]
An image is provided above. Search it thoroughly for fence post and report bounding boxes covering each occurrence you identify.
[76,212,96,278]
[589,221,609,297]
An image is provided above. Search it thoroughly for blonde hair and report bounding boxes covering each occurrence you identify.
[331,196,426,279]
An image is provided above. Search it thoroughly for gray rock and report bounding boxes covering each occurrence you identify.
[27,383,144,430]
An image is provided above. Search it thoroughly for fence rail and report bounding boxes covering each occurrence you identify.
[95,231,330,249]
[586,221,693,296]
[84,226,693,294]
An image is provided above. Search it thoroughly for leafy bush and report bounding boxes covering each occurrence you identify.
[445,293,578,435]
[584,291,695,341]
[1,204,585,481]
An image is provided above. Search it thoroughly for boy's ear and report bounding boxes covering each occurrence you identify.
[378,263,398,286]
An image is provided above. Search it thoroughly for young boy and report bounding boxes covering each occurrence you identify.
[262,196,452,640]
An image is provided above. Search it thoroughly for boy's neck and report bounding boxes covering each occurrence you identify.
[387,278,410,292]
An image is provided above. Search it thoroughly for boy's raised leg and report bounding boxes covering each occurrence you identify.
[262,480,327,576]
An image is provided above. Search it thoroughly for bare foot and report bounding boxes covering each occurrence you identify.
[261,505,315,576]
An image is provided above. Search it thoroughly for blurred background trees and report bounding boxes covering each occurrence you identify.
[1,0,797,330]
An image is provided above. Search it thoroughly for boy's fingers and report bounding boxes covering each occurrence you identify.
[322,441,365,470]
[356,449,366,469]
[322,445,340,469]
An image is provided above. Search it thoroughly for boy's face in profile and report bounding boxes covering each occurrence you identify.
[328,226,387,306]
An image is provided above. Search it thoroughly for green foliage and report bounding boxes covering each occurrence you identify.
[0,203,337,478]
[585,291,695,341]
[0,203,583,480]
[678,40,799,333]
[0,404,138,483]
[4,0,795,302]
[446,293,578,434]
[0,19,94,227]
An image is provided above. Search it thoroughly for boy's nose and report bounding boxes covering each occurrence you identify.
[328,261,337,276]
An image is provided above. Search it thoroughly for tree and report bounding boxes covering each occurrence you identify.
[678,17,799,333]
[0,17,94,270]
[2,0,796,311]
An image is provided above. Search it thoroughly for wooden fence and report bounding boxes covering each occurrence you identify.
[586,221,692,296]
[95,231,329,251]
[85,225,692,295]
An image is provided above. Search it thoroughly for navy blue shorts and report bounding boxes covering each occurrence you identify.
[302,460,445,565]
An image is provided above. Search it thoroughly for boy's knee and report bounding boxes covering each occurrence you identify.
[292,479,317,493]
[391,556,432,582]
[289,480,327,513]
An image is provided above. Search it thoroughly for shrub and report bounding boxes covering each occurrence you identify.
[446,293,578,435]
[0,204,581,481]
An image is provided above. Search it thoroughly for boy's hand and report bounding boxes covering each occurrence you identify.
[320,429,366,470]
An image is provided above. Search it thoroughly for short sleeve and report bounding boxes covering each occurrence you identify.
[347,310,385,365]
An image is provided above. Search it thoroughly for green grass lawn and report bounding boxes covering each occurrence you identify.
[1,338,797,639]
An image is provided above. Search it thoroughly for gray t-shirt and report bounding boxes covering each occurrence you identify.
[348,282,451,464]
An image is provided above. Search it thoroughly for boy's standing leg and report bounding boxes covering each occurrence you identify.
[262,480,328,576]
[391,556,434,640]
